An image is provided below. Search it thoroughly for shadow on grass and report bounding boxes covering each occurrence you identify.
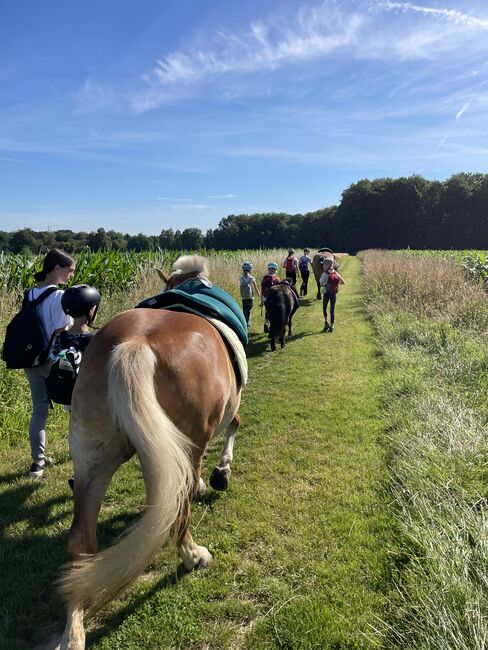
[86,562,193,647]
[0,480,69,649]
[0,473,144,649]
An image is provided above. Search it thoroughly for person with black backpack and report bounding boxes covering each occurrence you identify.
[8,249,76,477]
[47,285,101,490]
[47,284,101,408]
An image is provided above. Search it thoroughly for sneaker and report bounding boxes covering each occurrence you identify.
[323,322,330,332]
[68,475,75,491]
[264,319,270,333]
[329,325,334,333]
[28,456,54,478]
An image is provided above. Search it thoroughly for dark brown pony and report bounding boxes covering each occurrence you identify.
[58,256,243,650]
[266,282,299,351]
[311,248,337,299]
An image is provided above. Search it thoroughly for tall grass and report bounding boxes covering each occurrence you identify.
[360,250,488,649]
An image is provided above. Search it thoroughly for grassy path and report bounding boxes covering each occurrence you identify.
[0,257,393,649]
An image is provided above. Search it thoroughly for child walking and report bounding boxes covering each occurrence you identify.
[47,284,101,489]
[261,262,281,332]
[239,262,260,327]
[23,249,76,478]
[283,248,299,285]
[298,247,312,295]
[320,258,345,332]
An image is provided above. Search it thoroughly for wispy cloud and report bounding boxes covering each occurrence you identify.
[75,78,118,114]
[0,155,28,164]
[153,9,362,83]
[156,196,195,201]
[206,193,237,199]
[436,135,448,151]
[375,2,488,30]
[70,2,488,114]
[168,203,216,211]
[131,5,364,111]
[455,97,475,120]
[130,2,488,110]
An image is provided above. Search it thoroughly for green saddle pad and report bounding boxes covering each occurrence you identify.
[136,278,248,346]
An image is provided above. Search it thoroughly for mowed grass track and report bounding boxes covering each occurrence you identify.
[0,256,393,649]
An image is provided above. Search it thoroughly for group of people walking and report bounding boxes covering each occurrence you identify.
[5,246,344,480]
[239,247,345,332]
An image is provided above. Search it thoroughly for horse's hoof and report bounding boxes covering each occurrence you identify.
[195,545,213,569]
[210,466,230,491]
[194,477,207,499]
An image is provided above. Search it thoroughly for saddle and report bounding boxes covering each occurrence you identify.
[136,278,248,347]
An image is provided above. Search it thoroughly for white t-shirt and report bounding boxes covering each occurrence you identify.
[28,286,73,344]
[240,274,256,299]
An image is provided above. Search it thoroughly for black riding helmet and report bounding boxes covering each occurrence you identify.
[61,284,101,324]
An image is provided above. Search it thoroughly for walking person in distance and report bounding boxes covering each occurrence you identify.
[320,258,345,333]
[283,248,299,286]
[298,247,312,296]
[239,262,260,328]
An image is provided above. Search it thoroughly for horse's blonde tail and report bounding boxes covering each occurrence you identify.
[59,339,193,614]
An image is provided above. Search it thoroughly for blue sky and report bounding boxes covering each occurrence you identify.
[1,0,488,235]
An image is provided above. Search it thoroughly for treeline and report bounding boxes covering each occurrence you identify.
[2,173,487,254]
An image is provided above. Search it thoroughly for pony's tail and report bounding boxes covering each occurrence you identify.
[59,339,194,614]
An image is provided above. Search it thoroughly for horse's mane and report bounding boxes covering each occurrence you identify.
[170,255,210,280]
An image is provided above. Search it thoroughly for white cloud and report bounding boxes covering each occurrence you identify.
[75,79,118,114]
[436,135,448,151]
[374,2,488,29]
[455,97,474,120]
[0,155,27,164]
[157,196,195,201]
[132,5,364,110]
[70,2,488,114]
[168,203,215,210]
[206,193,237,199]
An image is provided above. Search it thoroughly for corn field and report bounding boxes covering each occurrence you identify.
[0,248,288,302]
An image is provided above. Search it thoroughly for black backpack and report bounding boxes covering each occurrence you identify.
[2,287,58,369]
[46,347,80,405]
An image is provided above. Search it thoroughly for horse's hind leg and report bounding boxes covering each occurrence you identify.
[210,414,240,491]
[61,440,129,650]
[176,511,213,571]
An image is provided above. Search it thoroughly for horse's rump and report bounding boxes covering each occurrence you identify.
[72,309,237,437]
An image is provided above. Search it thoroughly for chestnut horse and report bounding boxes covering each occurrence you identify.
[58,256,243,650]
[266,282,299,351]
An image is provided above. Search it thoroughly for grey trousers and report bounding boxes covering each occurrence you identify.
[24,365,50,462]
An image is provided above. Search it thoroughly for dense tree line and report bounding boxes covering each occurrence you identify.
[1,173,487,254]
